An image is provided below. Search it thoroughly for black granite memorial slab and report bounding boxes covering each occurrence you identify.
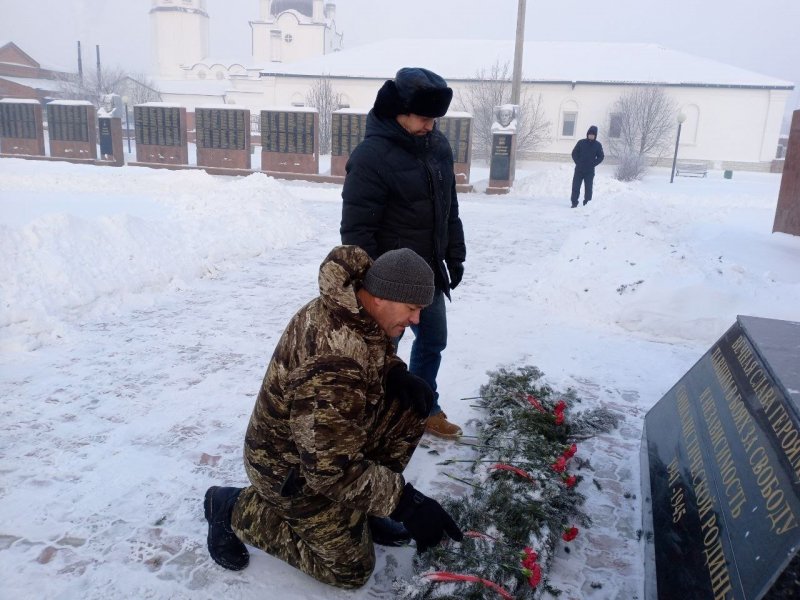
[196,108,248,150]
[135,106,182,147]
[642,315,800,599]
[438,117,471,164]
[331,112,367,157]
[0,102,37,139]
[489,133,512,181]
[261,110,315,155]
[47,104,89,142]
[98,117,113,156]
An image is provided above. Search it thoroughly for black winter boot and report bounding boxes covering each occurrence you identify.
[204,486,249,570]
[368,515,412,546]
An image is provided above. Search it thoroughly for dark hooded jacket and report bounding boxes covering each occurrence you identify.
[241,245,407,518]
[339,111,466,298]
[571,126,605,174]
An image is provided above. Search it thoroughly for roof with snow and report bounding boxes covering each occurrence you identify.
[259,39,794,89]
[0,75,62,92]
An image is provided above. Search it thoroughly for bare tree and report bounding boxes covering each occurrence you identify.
[455,60,551,158]
[607,86,677,181]
[56,66,161,106]
[305,76,343,154]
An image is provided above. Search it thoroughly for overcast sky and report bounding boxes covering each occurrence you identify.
[1,0,799,111]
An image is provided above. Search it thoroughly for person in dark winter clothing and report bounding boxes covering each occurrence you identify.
[340,67,467,439]
[570,125,605,207]
[203,246,463,589]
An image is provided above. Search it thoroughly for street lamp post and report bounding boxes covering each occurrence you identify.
[670,112,687,183]
[122,96,131,154]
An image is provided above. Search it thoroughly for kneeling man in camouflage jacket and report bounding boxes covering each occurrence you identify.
[203,245,463,588]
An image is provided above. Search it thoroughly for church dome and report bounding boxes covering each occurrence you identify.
[271,0,313,18]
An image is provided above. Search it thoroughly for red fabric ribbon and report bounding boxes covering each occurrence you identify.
[425,571,514,599]
[490,463,535,482]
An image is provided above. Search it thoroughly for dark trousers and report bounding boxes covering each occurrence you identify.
[407,290,447,416]
[231,399,426,589]
[571,170,594,203]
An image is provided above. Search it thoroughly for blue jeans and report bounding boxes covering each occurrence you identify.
[398,290,447,416]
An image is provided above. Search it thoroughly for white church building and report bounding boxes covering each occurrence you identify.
[150,0,793,171]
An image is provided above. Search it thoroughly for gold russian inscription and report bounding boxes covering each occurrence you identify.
[676,386,735,598]
[711,346,798,535]
[700,388,747,518]
[667,457,686,523]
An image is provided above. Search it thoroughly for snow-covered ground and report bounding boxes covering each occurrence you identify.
[1,156,798,599]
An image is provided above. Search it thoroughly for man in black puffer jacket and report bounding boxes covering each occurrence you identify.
[570,125,605,207]
[340,67,466,439]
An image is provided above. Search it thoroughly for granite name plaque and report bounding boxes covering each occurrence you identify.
[489,133,512,181]
[47,104,89,142]
[135,106,182,147]
[99,117,113,156]
[642,315,800,599]
[438,117,471,164]
[331,112,367,157]
[261,110,315,155]
[0,102,38,139]
[0,100,45,156]
[196,108,248,150]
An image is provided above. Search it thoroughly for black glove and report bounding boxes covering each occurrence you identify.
[446,260,464,290]
[385,364,434,417]
[390,483,463,552]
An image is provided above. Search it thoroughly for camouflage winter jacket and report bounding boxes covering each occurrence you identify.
[242,245,407,517]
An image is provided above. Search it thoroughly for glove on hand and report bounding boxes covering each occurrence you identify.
[385,364,434,417]
[390,483,463,552]
[446,260,464,290]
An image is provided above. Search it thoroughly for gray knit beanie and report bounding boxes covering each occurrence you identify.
[363,249,435,306]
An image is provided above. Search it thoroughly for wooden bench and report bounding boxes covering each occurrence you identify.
[675,162,708,177]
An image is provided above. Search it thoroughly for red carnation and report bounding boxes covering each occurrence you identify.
[562,443,577,459]
[563,474,577,488]
[520,546,538,569]
[551,456,567,473]
[555,411,565,425]
[562,526,579,542]
[527,563,542,588]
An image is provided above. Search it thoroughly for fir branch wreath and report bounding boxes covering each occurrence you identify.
[396,366,620,599]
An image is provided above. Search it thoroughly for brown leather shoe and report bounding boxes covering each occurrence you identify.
[425,412,462,439]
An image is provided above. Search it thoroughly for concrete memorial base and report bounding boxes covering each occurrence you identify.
[641,315,800,599]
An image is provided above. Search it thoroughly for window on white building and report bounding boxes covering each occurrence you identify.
[284,33,293,43]
[270,31,282,62]
[609,113,622,139]
[562,112,577,137]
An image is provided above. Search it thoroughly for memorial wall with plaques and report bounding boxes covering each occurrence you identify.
[330,111,368,177]
[133,104,188,165]
[438,115,473,184]
[195,107,251,170]
[642,315,800,599]
[260,109,318,174]
[0,99,45,156]
[46,101,97,160]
